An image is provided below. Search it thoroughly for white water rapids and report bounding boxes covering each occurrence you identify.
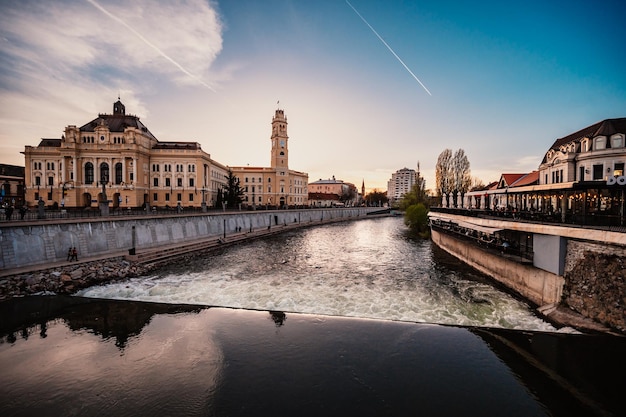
[77,217,559,332]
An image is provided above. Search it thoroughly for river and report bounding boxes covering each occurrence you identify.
[77,216,557,331]
[3,217,626,416]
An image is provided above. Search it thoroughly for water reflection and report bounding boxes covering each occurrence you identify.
[1,296,624,416]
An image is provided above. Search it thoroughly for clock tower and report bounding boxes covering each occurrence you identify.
[270,107,289,169]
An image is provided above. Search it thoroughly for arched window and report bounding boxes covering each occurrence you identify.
[611,134,624,148]
[115,162,123,184]
[594,136,606,150]
[100,162,109,184]
[85,162,94,184]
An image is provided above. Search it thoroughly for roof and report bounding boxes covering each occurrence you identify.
[548,118,626,151]
[153,142,200,150]
[510,171,539,187]
[499,174,526,188]
[37,139,62,147]
[0,164,25,178]
[79,114,157,140]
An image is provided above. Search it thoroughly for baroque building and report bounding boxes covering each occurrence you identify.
[22,100,229,209]
[230,108,309,208]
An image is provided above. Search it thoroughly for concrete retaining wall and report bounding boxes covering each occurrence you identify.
[431,229,564,306]
[0,208,376,270]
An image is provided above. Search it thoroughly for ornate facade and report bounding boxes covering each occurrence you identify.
[22,100,229,209]
[230,108,309,208]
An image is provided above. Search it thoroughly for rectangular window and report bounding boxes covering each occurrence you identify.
[34,192,39,201]
[593,164,604,180]
[165,193,170,202]
[189,193,194,202]
[579,166,585,181]
[560,169,563,183]
[129,173,134,182]
[153,193,158,202]
[48,176,54,186]
[614,163,625,177]
[177,178,182,187]
[177,193,182,202]
[189,178,195,187]
[165,178,171,187]
[153,178,159,187]
[35,176,41,186]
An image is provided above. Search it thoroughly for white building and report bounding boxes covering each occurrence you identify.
[387,168,416,203]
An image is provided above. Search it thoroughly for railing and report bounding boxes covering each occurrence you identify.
[430,206,626,232]
[0,204,371,223]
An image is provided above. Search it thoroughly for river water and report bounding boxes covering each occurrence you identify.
[4,217,626,416]
[78,216,557,332]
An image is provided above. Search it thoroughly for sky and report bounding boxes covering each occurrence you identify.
[1,0,625,193]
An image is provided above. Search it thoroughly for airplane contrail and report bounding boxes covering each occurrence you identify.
[86,0,215,92]
[345,0,432,96]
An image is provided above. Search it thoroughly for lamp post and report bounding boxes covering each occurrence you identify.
[201,187,207,212]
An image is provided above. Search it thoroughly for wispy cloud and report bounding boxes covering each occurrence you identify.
[0,0,224,161]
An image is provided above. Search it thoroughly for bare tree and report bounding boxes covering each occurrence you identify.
[451,149,471,208]
[435,149,452,207]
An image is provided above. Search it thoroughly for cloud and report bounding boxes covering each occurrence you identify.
[0,0,223,92]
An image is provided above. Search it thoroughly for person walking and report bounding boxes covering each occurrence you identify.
[70,247,79,261]
[67,247,73,261]
[19,205,27,220]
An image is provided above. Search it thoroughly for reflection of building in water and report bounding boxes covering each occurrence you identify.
[61,300,204,349]
[462,118,626,227]
[22,99,229,209]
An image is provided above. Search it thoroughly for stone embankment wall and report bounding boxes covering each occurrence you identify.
[0,257,150,300]
[431,229,564,306]
[562,241,626,332]
[432,228,626,333]
[0,208,375,270]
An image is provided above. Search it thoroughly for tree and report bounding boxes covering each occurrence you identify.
[364,189,388,206]
[451,149,471,208]
[339,186,356,204]
[404,203,429,237]
[435,149,453,206]
[222,170,244,208]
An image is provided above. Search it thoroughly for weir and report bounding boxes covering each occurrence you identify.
[0,207,383,271]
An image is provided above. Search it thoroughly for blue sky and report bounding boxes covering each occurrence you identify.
[1,0,624,192]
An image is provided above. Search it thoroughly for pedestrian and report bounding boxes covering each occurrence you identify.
[5,205,13,221]
[67,247,72,261]
[71,247,78,261]
[19,205,27,220]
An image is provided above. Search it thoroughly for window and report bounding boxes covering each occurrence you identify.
[614,163,625,177]
[35,176,41,186]
[189,178,195,187]
[177,178,182,187]
[593,164,604,180]
[594,136,606,150]
[258,177,261,183]
[153,193,158,201]
[177,193,182,202]
[115,163,123,184]
[189,193,194,202]
[129,173,134,182]
[165,193,170,202]
[85,162,94,184]
[165,178,171,187]
[100,162,109,183]
[152,164,160,172]
[268,178,271,183]
[611,135,624,148]
[188,164,195,172]
[153,178,159,187]
[579,166,585,181]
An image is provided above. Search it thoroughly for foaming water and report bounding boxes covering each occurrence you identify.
[77,217,556,331]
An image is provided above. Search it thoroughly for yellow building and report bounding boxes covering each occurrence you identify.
[22,100,228,209]
[230,108,309,208]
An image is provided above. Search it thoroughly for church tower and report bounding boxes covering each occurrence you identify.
[270,106,289,169]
